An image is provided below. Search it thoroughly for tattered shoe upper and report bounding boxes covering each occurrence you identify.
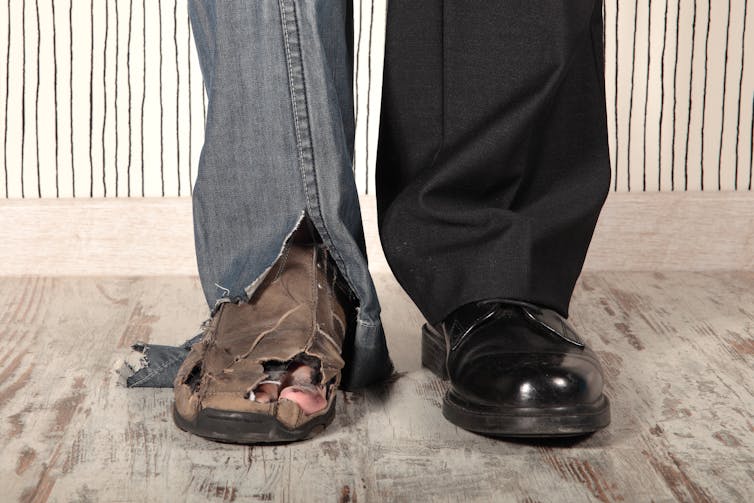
[173,238,348,429]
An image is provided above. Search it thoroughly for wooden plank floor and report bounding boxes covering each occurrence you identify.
[1,271,753,502]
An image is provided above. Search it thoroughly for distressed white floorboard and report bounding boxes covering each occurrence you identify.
[0,271,753,502]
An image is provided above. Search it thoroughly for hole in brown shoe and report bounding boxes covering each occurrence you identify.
[247,382,280,403]
[279,365,327,415]
[184,362,203,392]
[248,353,328,415]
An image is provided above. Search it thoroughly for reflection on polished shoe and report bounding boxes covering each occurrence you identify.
[421,299,611,437]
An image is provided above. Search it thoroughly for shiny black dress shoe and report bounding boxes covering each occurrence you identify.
[421,299,610,437]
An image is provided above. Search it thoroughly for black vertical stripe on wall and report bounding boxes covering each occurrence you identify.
[699,0,712,191]
[140,0,146,197]
[613,1,619,190]
[4,0,11,198]
[602,1,606,67]
[159,0,165,197]
[658,0,670,190]
[627,1,639,191]
[34,0,41,198]
[115,0,120,197]
[364,0,374,193]
[69,0,74,197]
[88,0,94,197]
[671,0,681,191]
[21,0,26,198]
[642,0,652,191]
[354,0,364,163]
[51,0,59,198]
[174,0,180,197]
[734,0,749,190]
[683,0,698,191]
[127,0,133,197]
[187,9,192,195]
[748,94,754,190]
[102,0,108,197]
[718,0,733,191]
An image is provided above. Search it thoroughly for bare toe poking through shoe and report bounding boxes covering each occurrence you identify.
[172,234,350,444]
[250,381,280,403]
[279,363,328,415]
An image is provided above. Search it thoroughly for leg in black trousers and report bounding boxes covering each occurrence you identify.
[377,0,611,324]
[376,0,612,436]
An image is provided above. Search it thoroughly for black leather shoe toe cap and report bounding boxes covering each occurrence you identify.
[422,299,611,436]
[448,350,605,408]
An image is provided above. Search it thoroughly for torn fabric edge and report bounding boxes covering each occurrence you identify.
[120,209,394,390]
[120,316,393,390]
[212,210,308,316]
[123,329,206,388]
[122,211,305,389]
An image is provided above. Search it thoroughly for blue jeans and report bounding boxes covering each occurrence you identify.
[126,0,392,390]
[125,0,611,389]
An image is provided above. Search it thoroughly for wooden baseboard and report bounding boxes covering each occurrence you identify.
[0,192,751,275]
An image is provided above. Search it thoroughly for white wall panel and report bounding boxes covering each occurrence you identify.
[0,0,751,198]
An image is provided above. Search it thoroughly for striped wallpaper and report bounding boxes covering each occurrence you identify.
[0,0,751,199]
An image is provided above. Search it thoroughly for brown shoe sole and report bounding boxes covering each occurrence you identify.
[172,396,336,444]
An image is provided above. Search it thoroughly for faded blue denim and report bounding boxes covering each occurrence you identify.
[125,0,392,390]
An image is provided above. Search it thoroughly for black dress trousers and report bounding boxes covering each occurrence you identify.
[375,0,612,325]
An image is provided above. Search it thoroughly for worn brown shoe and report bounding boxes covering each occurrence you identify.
[172,230,350,443]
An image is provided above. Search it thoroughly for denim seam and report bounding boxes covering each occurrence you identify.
[278,0,362,312]
[356,318,379,328]
[128,352,186,387]
[279,1,309,209]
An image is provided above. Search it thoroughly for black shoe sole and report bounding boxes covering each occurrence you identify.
[421,324,611,438]
[172,397,336,444]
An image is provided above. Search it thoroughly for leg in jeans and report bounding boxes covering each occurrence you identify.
[126,1,392,400]
[189,0,391,390]
[376,0,612,436]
